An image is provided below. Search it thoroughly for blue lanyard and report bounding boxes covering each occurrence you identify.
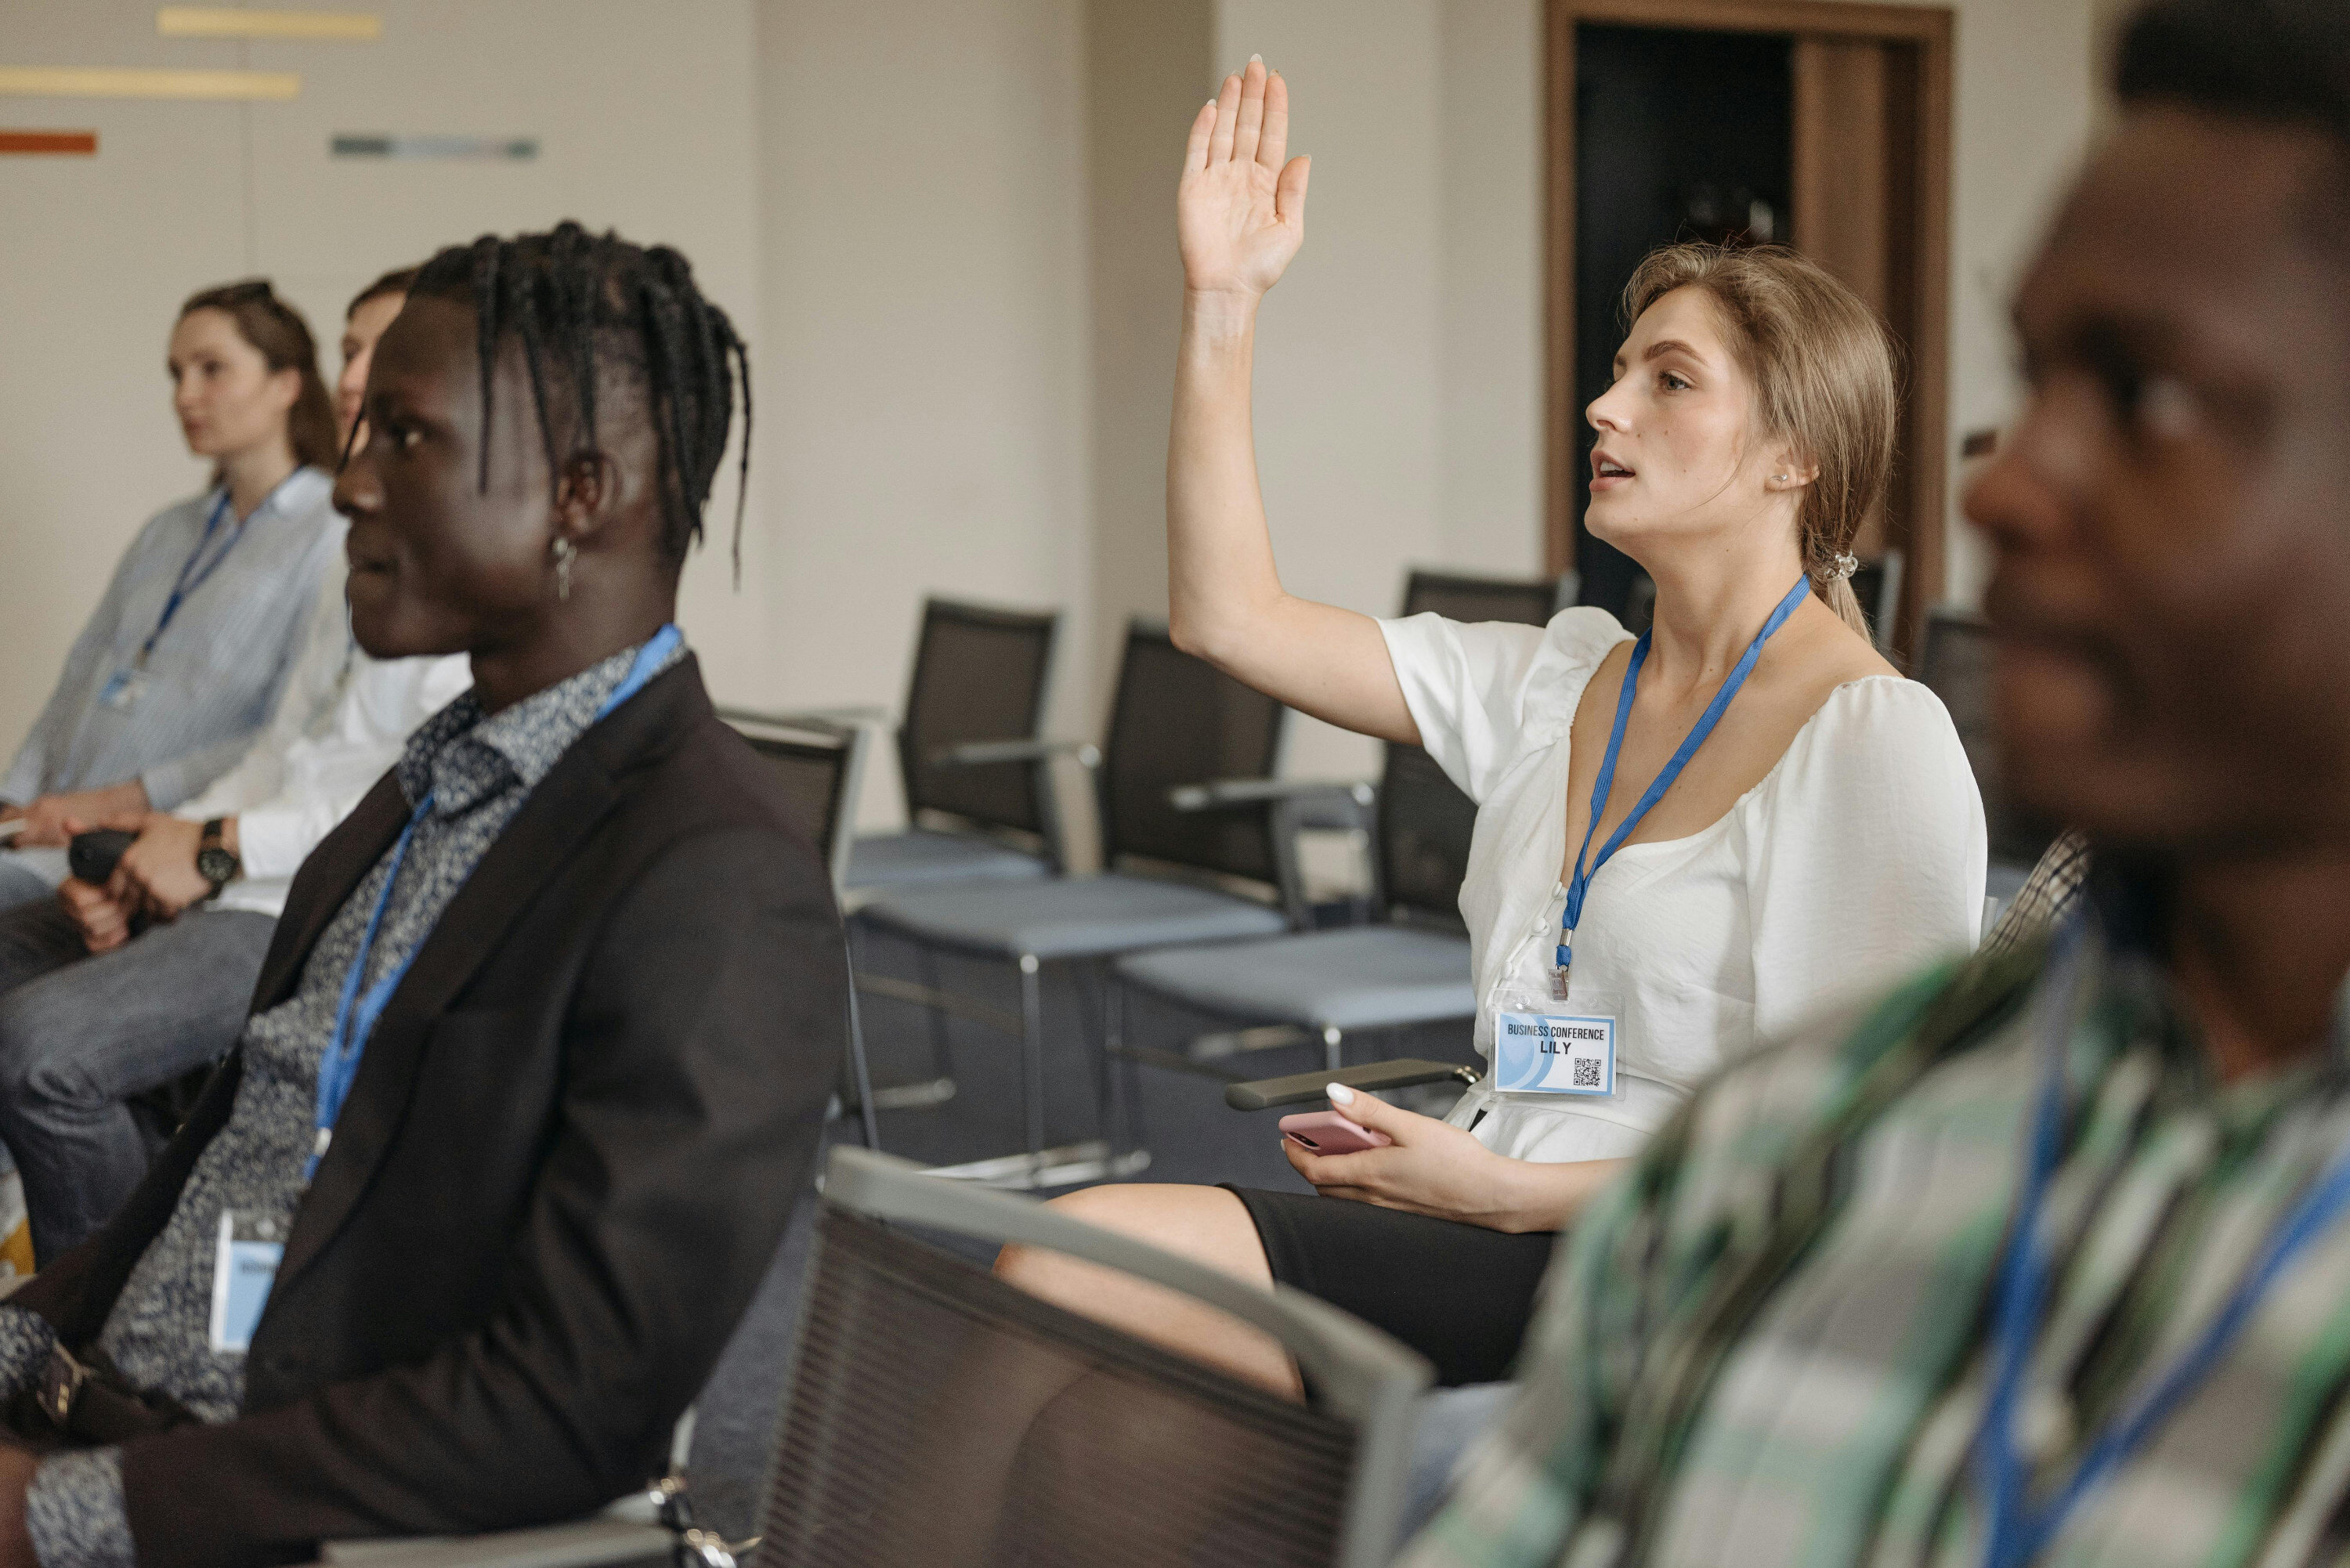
[142,486,265,667]
[1556,576,1810,991]
[306,623,684,1178]
[1974,916,2350,1567]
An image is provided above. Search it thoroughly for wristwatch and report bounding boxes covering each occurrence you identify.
[197,818,240,899]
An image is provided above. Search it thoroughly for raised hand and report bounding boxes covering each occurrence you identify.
[1178,56,1310,302]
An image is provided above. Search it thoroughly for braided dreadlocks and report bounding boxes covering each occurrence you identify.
[408,222,753,578]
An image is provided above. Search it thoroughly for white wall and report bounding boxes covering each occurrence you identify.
[1208,0,1448,783]
[1437,0,1545,579]
[753,0,1092,833]
[1932,0,2099,606]
[1085,0,1212,724]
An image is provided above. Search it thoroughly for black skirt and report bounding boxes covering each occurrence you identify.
[1222,1185,1560,1387]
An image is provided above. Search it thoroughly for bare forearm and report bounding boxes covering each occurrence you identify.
[1168,290,1284,657]
[1498,1157,1632,1234]
[1165,294,1418,742]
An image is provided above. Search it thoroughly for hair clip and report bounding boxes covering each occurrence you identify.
[1823,551,1860,583]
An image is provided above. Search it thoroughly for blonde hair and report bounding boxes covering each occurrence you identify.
[1620,243,1900,638]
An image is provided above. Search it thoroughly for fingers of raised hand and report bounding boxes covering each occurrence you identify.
[1233,56,1268,162]
[1275,154,1311,227]
[1257,69,1289,171]
[1209,71,1243,162]
[1185,98,1217,172]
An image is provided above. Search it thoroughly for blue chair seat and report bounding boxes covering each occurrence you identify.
[860,874,1287,962]
[848,829,1050,891]
[1115,926,1474,1032]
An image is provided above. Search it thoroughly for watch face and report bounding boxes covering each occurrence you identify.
[197,847,239,887]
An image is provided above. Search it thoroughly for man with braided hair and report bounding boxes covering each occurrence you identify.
[0,225,842,1568]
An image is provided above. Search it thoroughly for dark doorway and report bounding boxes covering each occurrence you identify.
[1571,23,1792,623]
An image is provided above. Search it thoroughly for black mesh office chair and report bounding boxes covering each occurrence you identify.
[725,716,884,1151]
[855,621,1297,1188]
[1115,740,1478,1080]
[848,598,1067,893]
[1397,567,1567,628]
[1914,608,2052,901]
[321,1149,1430,1568]
[1106,569,1553,1086]
[725,600,1069,1116]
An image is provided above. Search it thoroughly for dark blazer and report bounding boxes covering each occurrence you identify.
[14,656,847,1568]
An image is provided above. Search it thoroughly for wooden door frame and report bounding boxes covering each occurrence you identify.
[1544,0,1954,657]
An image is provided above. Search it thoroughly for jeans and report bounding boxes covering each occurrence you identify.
[0,898,275,1263]
[1398,1382,1517,1548]
[0,849,67,916]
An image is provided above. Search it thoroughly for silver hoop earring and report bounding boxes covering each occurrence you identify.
[551,537,576,602]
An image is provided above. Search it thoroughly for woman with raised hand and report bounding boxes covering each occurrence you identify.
[1000,60,1987,1394]
[0,282,345,912]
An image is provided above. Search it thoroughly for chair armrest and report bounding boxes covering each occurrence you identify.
[1224,1058,1482,1111]
[1168,778,1375,813]
[717,703,890,738]
[317,1518,672,1568]
[929,738,1101,769]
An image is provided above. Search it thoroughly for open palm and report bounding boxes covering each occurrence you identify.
[1178,59,1311,300]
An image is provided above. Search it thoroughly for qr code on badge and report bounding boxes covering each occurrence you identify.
[1573,1057,1603,1089]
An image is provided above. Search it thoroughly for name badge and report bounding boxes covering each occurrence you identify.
[97,670,150,713]
[208,1211,284,1355]
[1494,1010,1617,1096]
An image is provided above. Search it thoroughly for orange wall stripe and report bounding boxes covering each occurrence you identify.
[0,130,96,154]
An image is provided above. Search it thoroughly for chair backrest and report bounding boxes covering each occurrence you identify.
[1376,744,1478,924]
[1912,609,2052,866]
[728,720,871,893]
[1097,621,1289,884]
[897,598,1060,838]
[1847,549,1905,652]
[1371,571,1558,923]
[1400,568,1561,628]
[757,1149,1428,1568]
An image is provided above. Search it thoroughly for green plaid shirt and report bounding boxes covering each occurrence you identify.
[1402,911,2350,1568]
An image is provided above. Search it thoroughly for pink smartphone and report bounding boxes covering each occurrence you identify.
[1279,1111,1393,1154]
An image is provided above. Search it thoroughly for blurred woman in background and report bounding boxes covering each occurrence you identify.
[0,280,342,910]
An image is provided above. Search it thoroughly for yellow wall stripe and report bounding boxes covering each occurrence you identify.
[0,67,301,101]
[156,9,381,42]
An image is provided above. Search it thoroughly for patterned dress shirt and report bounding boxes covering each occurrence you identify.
[0,635,682,1568]
[1403,876,2350,1568]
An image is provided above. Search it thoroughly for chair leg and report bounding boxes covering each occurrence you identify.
[920,952,1150,1190]
[1019,953,1046,1179]
[1323,1025,1345,1075]
[844,948,881,1152]
[916,941,958,1086]
[1101,976,1129,1161]
[1071,963,1109,1124]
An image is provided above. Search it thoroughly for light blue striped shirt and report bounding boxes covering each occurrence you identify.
[2,468,342,811]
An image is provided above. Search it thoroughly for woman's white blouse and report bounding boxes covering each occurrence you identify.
[1379,605,1987,1165]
